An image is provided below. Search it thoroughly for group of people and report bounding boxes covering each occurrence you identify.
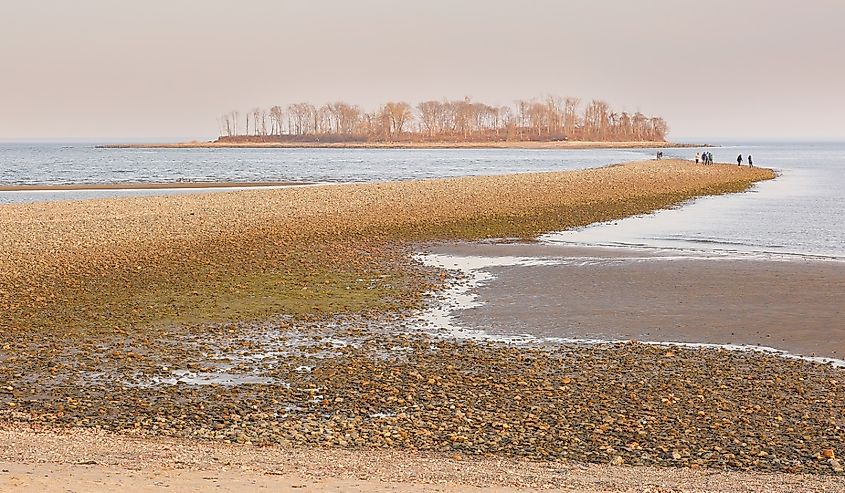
[737,154,753,167]
[682,151,753,167]
[657,151,755,167]
[694,152,715,164]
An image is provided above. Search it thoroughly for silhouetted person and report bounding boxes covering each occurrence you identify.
[737,154,743,166]
[748,155,753,167]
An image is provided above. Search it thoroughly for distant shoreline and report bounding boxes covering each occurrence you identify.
[97,141,707,150]
[0,181,310,192]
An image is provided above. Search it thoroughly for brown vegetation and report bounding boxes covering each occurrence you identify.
[217,96,669,144]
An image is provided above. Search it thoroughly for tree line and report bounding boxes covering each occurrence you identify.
[217,96,669,143]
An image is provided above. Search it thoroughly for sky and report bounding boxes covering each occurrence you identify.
[1,0,844,142]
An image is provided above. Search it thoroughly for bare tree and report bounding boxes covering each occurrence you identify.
[321,102,360,136]
[269,106,284,135]
[417,100,443,138]
[251,108,262,136]
[563,98,580,139]
[382,102,413,139]
[217,95,669,143]
[287,103,316,135]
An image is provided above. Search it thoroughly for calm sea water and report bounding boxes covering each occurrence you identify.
[1,142,843,259]
[0,144,659,187]
[545,142,845,260]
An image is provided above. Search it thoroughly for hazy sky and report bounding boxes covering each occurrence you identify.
[2,0,843,141]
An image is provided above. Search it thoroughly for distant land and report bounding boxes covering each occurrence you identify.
[99,140,702,150]
[102,95,699,149]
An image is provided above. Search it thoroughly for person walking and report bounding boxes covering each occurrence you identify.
[748,154,753,167]
[695,152,700,164]
[737,154,743,166]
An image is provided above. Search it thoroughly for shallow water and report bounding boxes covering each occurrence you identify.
[544,142,845,259]
[414,251,845,368]
[0,143,661,202]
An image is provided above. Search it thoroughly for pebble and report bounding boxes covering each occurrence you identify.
[0,162,808,476]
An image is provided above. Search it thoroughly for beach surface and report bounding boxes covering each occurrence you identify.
[6,161,841,491]
[2,425,842,493]
[425,243,845,360]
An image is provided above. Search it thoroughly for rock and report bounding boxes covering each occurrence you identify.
[0,302,843,476]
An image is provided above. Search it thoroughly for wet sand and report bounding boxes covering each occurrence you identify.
[427,242,845,360]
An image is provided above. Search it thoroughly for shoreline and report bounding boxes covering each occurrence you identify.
[97,140,706,150]
[0,180,312,192]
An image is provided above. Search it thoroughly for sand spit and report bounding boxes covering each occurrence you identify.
[0,160,772,333]
[98,140,703,150]
[0,181,311,192]
[2,425,843,493]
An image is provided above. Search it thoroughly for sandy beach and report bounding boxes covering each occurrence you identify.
[2,425,842,493]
